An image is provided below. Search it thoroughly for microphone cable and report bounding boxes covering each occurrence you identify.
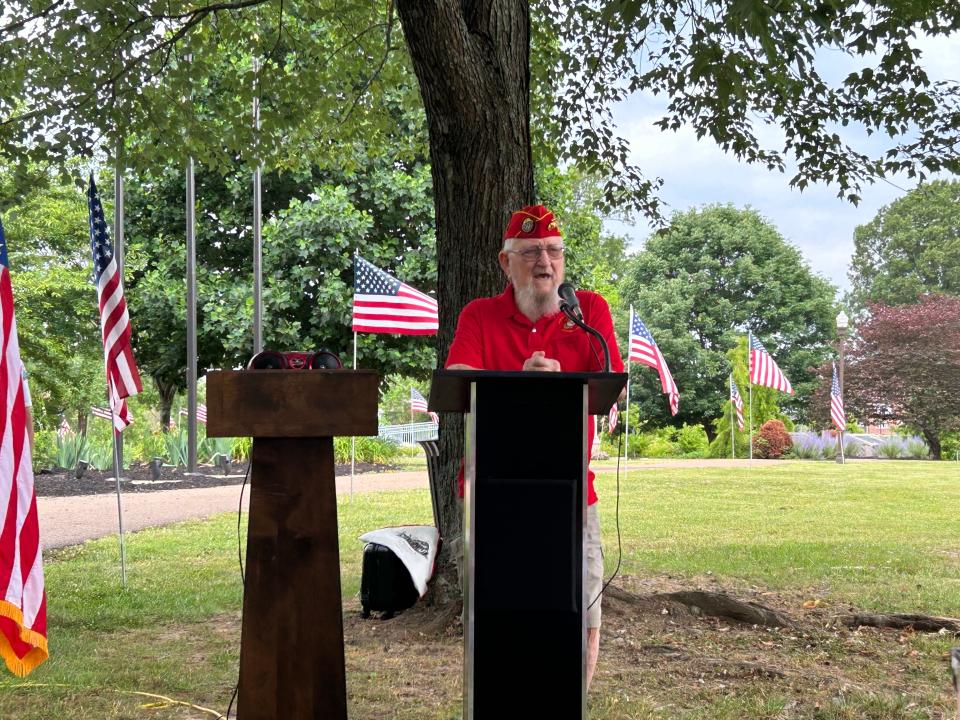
[225,457,252,720]
[587,428,623,611]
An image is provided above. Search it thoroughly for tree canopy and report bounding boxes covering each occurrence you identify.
[840,294,960,458]
[848,180,960,308]
[621,205,836,432]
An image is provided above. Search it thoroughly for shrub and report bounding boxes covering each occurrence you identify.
[54,431,87,470]
[675,424,709,456]
[334,436,402,464]
[788,432,822,459]
[904,437,929,459]
[876,439,904,459]
[755,420,792,459]
[231,436,252,461]
[843,439,862,458]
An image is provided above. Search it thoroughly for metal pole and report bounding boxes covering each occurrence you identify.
[730,376,735,460]
[113,157,125,470]
[186,157,198,472]
[351,330,357,500]
[748,334,754,462]
[625,306,632,461]
[111,153,127,586]
[252,57,263,355]
[838,331,846,464]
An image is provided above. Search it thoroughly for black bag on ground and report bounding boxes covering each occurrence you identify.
[360,542,419,619]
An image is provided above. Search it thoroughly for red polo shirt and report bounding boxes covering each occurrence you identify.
[445,284,624,505]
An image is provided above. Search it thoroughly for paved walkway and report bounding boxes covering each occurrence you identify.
[38,470,429,550]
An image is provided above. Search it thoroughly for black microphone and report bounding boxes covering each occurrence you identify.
[557,282,581,319]
[557,283,611,373]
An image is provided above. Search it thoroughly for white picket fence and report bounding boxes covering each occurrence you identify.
[378,422,438,445]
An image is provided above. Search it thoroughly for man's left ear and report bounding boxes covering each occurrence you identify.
[497,250,511,277]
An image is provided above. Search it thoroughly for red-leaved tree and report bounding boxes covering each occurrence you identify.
[843,294,960,459]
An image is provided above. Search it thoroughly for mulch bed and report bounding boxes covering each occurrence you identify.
[33,461,398,498]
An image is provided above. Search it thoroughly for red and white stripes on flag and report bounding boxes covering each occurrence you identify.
[748,333,794,395]
[352,256,438,335]
[830,363,846,431]
[178,405,207,424]
[0,217,48,677]
[608,404,619,433]
[410,388,438,424]
[88,176,142,431]
[628,308,679,416]
[90,406,113,421]
[729,376,745,431]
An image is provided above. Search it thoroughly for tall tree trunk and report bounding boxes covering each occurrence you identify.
[921,426,941,460]
[154,377,179,432]
[396,0,534,604]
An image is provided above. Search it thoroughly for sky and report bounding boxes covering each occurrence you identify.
[604,34,960,297]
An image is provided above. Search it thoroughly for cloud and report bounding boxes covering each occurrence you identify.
[605,32,958,296]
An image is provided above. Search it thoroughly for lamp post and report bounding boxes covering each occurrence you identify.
[836,310,849,464]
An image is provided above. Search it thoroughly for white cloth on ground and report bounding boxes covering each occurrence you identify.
[358,525,439,597]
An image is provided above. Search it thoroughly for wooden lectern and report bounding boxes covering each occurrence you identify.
[430,370,627,720]
[206,369,378,720]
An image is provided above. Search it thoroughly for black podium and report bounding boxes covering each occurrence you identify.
[430,370,626,720]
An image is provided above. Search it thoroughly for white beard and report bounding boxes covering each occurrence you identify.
[514,281,560,321]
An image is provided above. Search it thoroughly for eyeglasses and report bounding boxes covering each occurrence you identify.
[507,245,566,262]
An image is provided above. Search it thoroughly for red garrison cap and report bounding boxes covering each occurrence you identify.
[503,204,562,240]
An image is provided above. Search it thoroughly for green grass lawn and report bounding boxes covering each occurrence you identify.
[596,460,960,615]
[0,460,956,718]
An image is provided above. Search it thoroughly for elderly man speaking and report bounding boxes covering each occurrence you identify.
[445,204,624,689]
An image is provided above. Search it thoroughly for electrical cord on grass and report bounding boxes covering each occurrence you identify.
[225,457,252,720]
[587,429,623,611]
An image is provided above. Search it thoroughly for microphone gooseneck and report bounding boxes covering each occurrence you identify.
[557,283,611,373]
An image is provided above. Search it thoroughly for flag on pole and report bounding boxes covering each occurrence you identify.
[0,217,48,677]
[410,388,438,423]
[88,176,142,431]
[628,309,679,415]
[90,406,113,421]
[352,256,438,335]
[830,363,846,431]
[729,376,745,431]
[748,333,794,395]
[178,406,207,424]
[410,388,429,412]
[608,404,619,433]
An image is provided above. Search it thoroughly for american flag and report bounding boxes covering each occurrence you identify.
[178,404,207,424]
[0,217,48,676]
[352,256,438,335]
[628,308,679,416]
[89,176,142,431]
[410,388,438,423]
[729,376,745,431]
[90,406,113,421]
[830,363,845,431]
[748,333,794,395]
[410,388,428,412]
[608,403,619,433]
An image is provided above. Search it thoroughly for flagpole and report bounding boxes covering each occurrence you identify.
[730,376,735,461]
[748,333,753,462]
[351,330,357,500]
[113,153,125,473]
[112,156,127,587]
[252,56,263,355]
[626,306,632,461]
[186,155,198,473]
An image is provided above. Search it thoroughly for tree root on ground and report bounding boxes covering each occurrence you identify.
[604,585,793,628]
[841,612,960,634]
